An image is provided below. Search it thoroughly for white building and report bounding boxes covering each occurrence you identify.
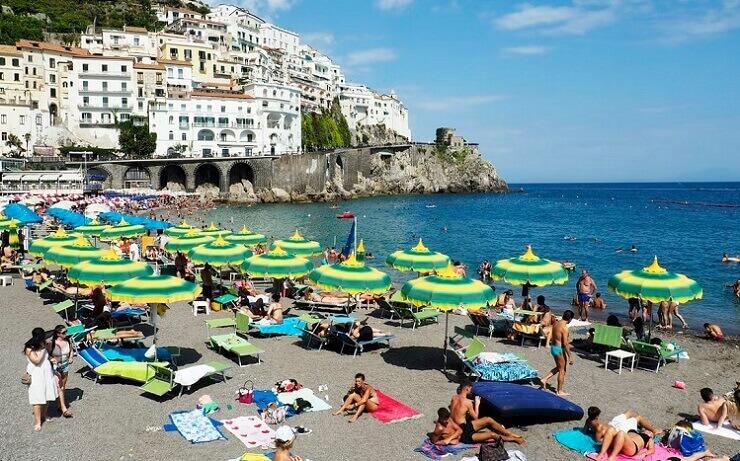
[339,83,410,140]
[80,26,158,62]
[208,4,264,52]
[0,169,84,195]
[154,6,204,25]
[260,23,299,56]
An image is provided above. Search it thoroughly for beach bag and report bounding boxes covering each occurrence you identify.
[479,438,509,461]
[21,371,31,386]
[276,378,302,393]
[261,403,286,425]
[678,430,705,456]
[292,397,313,414]
[237,380,254,404]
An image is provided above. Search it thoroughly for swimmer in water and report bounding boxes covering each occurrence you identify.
[442,226,448,232]
[615,247,624,253]
[630,245,638,253]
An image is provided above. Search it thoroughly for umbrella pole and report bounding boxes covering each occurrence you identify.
[443,311,449,372]
[149,303,158,361]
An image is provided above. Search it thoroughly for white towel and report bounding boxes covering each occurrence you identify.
[277,388,332,412]
[692,421,740,440]
[174,364,216,387]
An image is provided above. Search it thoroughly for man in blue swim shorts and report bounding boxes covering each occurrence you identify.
[576,270,597,321]
[541,310,575,396]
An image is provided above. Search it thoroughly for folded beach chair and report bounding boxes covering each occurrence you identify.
[626,339,683,372]
[140,361,232,397]
[390,304,440,329]
[51,299,75,320]
[449,332,487,379]
[209,333,264,367]
[334,330,394,357]
[469,311,496,338]
[375,298,398,320]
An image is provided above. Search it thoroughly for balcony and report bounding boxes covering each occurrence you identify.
[79,122,116,128]
[80,72,131,79]
[77,104,131,110]
[79,89,131,95]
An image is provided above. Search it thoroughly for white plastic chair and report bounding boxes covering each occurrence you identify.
[193,300,210,316]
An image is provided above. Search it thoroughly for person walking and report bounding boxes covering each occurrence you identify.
[49,325,74,418]
[24,327,58,431]
[201,262,214,307]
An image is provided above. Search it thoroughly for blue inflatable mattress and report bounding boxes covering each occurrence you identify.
[472,382,584,425]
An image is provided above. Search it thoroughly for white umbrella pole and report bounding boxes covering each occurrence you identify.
[149,303,158,361]
[443,311,450,372]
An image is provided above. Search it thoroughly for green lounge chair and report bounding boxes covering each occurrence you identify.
[626,339,683,372]
[209,333,263,367]
[78,347,167,384]
[593,325,624,348]
[52,299,75,320]
[375,298,398,320]
[205,316,237,338]
[298,314,331,351]
[391,304,440,329]
[214,293,238,310]
[449,330,487,379]
[334,331,394,357]
[235,311,253,337]
[140,361,232,397]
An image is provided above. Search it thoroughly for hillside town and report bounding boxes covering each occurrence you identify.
[0,3,411,159]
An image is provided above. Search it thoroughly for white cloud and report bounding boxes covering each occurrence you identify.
[301,32,335,51]
[493,2,617,35]
[416,94,508,111]
[376,0,413,12]
[503,45,549,55]
[345,48,398,66]
[658,0,740,43]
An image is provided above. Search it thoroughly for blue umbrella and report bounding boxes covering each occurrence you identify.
[99,211,124,223]
[4,203,42,224]
[142,219,171,231]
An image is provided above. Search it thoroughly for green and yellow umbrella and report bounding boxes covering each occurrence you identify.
[165,230,215,253]
[491,245,569,287]
[308,253,392,295]
[106,275,202,304]
[188,236,252,267]
[225,225,267,247]
[164,220,197,237]
[401,265,496,370]
[386,239,450,273]
[44,236,108,268]
[608,257,703,304]
[67,249,153,286]
[241,245,313,279]
[200,222,233,238]
[273,230,322,257]
[0,214,17,230]
[74,218,110,237]
[100,218,147,240]
[28,227,79,257]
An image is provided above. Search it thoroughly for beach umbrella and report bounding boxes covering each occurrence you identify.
[386,238,450,273]
[74,218,110,237]
[100,219,147,240]
[67,249,153,286]
[28,227,79,257]
[165,220,197,237]
[308,252,392,295]
[225,225,267,247]
[273,230,322,257]
[608,257,702,336]
[241,245,313,279]
[400,265,495,370]
[491,245,570,287]
[4,203,42,224]
[200,222,233,238]
[188,236,252,268]
[106,275,201,360]
[164,230,215,253]
[0,214,15,230]
[44,236,108,268]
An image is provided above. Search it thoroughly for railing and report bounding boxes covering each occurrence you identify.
[80,72,131,79]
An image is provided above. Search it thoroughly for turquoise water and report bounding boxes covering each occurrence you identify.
[206,183,740,334]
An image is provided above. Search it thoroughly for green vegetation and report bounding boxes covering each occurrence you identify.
[58,143,116,158]
[301,97,353,151]
[118,119,157,158]
[434,143,473,165]
[0,0,162,44]
[4,133,26,158]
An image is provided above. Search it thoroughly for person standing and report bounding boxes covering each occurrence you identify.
[540,310,575,396]
[274,425,302,461]
[576,270,597,321]
[201,262,214,307]
[49,325,74,418]
[128,240,140,262]
[24,327,58,431]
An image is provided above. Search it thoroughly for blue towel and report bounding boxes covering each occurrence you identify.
[254,317,306,337]
[252,389,279,410]
[101,345,172,362]
[110,307,147,319]
[473,361,539,382]
[553,428,599,454]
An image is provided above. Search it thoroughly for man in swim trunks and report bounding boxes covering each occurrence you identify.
[698,387,737,429]
[576,270,597,321]
[430,407,462,445]
[449,381,524,444]
[540,310,575,396]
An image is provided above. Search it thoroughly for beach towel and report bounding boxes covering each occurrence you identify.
[371,389,422,424]
[253,317,306,337]
[692,421,740,441]
[252,389,279,410]
[277,388,332,412]
[221,416,276,450]
[553,428,600,454]
[173,364,218,387]
[169,409,226,444]
[473,361,538,382]
[475,352,522,364]
[110,307,147,319]
[414,438,478,460]
[586,444,682,461]
[101,345,172,362]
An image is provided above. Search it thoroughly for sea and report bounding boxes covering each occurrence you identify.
[205,182,740,335]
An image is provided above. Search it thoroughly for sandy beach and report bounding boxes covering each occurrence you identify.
[3,279,739,461]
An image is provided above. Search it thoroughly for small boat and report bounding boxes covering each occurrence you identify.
[336,211,355,219]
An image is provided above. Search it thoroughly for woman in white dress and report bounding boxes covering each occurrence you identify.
[25,327,58,431]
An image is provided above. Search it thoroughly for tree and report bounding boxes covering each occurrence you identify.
[118,119,157,158]
[330,97,351,147]
[5,133,25,157]
[301,113,315,151]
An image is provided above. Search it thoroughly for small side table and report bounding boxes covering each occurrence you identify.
[0,275,13,286]
[605,349,637,374]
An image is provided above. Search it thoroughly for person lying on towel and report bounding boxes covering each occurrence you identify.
[449,381,525,445]
[585,407,663,461]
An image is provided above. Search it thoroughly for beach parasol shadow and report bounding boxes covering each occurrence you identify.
[381,346,458,371]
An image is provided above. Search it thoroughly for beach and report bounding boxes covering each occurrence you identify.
[4,280,739,461]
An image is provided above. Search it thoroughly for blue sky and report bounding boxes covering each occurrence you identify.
[236,0,740,183]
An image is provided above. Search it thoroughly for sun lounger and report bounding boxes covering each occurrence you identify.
[334,330,394,357]
[294,298,355,315]
[298,313,355,351]
[449,332,487,379]
[51,299,75,319]
[140,361,232,397]
[91,328,146,347]
[65,323,96,351]
[235,311,255,337]
[390,304,440,329]
[209,333,264,367]
[78,347,168,384]
[205,316,237,337]
[626,339,683,372]
[214,293,238,310]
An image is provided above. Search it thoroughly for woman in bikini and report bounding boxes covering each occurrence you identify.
[332,373,379,423]
[49,325,74,418]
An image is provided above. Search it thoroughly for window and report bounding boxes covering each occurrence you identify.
[138,101,144,110]
[121,65,127,73]
[49,58,55,68]
[102,96,108,107]
[121,97,127,107]
[19,115,25,124]
[83,63,89,72]
[28,55,32,62]
[134,37,140,46]
[179,116,188,126]
[0,72,3,80]
[49,74,56,84]
[0,115,6,123]
[102,64,108,72]
[199,51,206,60]
[168,131,174,140]
[222,148,229,156]
[199,62,205,72]
[221,106,226,113]
[32,67,36,76]
[167,68,173,78]
[138,88,143,97]
[120,113,130,121]
[83,96,89,106]
[169,115,174,124]
[102,82,108,91]
[82,81,88,90]
[181,133,186,141]
[218,117,228,126]
[121,82,127,91]
[184,49,191,59]
[101,113,111,123]
[81,113,91,123]
[178,68,183,78]
[12,58,19,66]
[1,132,6,141]
[50,88,56,97]
[0,58,4,65]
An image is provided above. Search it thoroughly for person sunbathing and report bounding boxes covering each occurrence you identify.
[332,373,379,423]
[303,287,322,302]
[698,388,736,429]
[704,323,724,341]
[585,407,662,460]
[350,320,387,341]
[430,407,462,445]
[449,381,524,444]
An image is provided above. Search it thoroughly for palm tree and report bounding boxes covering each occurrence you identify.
[5,134,24,158]
[23,133,31,154]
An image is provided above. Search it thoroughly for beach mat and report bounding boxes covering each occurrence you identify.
[414,438,478,460]
[692,421,740,440]
[252,389,279,411]
[586,444,681,461]
[253,317,306,337]
[221,416,275,449]
[169,409,226,444]
[371,389,422,424]
[553,428,600,454]
[277,388,332,412]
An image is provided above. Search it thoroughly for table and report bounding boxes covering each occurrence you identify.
[605,349,637,374]
[0,275,13,286]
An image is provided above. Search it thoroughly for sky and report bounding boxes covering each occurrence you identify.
[230,0,740,183]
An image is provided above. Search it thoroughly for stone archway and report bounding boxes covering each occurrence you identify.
[123,166,151,189]
[159,164,187,191]
[86,167,111,191]
[194,163,222,195]
[227,162,256,200]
